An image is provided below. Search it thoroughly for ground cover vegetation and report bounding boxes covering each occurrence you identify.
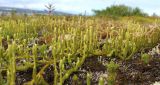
[0,4,160,85]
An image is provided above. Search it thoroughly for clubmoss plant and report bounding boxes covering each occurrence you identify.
[32,44,38,84]
[72,74,79,85]
[141,53,151,64]
[98,77,104,85]
[106,61,119,85]
[59,58,65,85]
[6,41,16,85]
[102,38,115,57]
[52,45,58,85]
[1,14,160,85]
[61,43,88,84]
[87,72,92,85]
[0,35,4,84]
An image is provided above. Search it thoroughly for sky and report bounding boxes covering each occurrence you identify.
[0,0,160,15]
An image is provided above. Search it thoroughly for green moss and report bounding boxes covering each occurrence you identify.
[141,53,151,64]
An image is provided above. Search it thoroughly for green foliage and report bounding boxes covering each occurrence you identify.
[32,44,38,84]
[87,73,92,85]
[73,74,78,81]
[106,61,119,85]
[141,53,151,64]
[0,15,160,85]
[98,77,104,85]
[0,36,5,85]
[93,5,148,17]
[6,41,16,85]
[106,61,119,73]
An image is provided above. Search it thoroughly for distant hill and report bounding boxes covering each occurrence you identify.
[0,6,71,15]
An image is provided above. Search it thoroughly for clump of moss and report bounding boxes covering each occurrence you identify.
[106,61,119,85]
[72,74,79,85]
[141,53,151,64]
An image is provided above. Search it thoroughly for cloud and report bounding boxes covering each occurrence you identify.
[54,0,113,14]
